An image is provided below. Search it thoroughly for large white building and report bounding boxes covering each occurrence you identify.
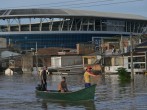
[0,8,147,50]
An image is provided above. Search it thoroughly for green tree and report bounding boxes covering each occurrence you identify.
[117,67,131,82]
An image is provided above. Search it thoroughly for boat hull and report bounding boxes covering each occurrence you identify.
[36,84,96,101]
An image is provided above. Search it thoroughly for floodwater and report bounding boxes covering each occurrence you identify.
[0,73,147,110]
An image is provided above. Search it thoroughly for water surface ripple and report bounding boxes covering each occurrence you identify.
[0,74,147,110]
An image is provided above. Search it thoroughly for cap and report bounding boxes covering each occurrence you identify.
[86,66,92,69]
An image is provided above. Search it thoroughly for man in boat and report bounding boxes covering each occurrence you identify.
[41,66,47,91]
[84,66,97,88]
[58,77,68,92]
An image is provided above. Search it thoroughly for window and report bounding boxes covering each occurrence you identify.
[128,56,145,62]
[128,63,145,69]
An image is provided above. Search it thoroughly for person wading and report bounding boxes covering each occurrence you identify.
[84,66,97,88]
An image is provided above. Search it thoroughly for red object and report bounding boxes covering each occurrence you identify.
[86,66,92,70]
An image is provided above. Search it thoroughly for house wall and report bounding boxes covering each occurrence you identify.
[105,56,124,73]
[61,56,82,67]
[82,56,98,65]
[76,43,95,55]
[51,56,82,67]
[123,55,145,73]
[51,57,61,67]
[0,38,7,48]
[21,53,33,72]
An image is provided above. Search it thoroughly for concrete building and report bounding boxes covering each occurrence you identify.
[51,55,82,68]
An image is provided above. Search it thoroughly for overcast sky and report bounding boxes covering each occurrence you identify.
[0,0,147,17]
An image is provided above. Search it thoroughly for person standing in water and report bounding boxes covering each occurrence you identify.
[84,66,97,88]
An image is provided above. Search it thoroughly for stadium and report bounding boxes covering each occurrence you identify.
[0,8,147,49]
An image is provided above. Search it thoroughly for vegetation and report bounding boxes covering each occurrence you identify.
[117,67,131,82]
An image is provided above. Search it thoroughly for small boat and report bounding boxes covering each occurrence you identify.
[36,84,97,101]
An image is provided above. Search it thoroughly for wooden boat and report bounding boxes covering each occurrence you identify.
[36,84,97,101]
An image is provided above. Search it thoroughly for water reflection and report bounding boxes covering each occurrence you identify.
[0,73,147,110]
[41,100,96,110]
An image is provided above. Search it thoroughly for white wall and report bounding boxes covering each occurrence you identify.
[51,57,61,67]
[123,57,128,69]
[51,56,82,68]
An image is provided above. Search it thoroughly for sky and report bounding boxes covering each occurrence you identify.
[0,0,147,17]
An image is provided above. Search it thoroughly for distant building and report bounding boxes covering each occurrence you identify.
[0,8,147,50]
[51,55,82,68]
[0,51,21,70]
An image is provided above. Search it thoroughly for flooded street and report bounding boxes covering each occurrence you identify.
[0,73,147,110]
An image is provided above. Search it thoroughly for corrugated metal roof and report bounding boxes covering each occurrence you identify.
[1,51,20,58]
[0,8,147,21]
[63,9,147,20]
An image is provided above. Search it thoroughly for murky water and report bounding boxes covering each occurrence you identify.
[0,73,147,110]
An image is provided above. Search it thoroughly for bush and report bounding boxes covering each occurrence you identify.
[117,67,131,82]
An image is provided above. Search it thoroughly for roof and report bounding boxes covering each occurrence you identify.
[0,8,147,21]
[86,51,101,56]
[37,47,76,56]
[134,48,147,52]
[1,51,20,58]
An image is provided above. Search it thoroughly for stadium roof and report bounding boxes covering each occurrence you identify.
[0,8,147,21]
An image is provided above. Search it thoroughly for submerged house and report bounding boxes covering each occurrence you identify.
[104,52,146,74]
[104,39,147,74]
[51,55,83,73]
[82,52,102,74]
[104,54,123,74]
[123,52,145,73]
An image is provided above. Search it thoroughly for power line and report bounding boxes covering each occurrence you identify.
[69,0,144,8]
[0,0,143,9]
[0,0,93,9]
[53,0,144,9]
[43,0,114,8]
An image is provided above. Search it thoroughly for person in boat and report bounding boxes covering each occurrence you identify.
[41,66,47,91]
[58,77,68,92]
[84,66,97,88]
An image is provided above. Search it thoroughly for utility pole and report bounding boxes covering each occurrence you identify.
[36,42,38,74]
[130,33,134,80]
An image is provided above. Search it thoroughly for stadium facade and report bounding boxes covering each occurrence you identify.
[0,8,147,50]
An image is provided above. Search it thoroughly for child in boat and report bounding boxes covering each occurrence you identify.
[58,77,68,92]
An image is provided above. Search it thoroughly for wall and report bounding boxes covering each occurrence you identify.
[51,56,82,67]
[0,38,6,48]
[21,53,33,72]
[51,57,61,67]
[61,56,82,67]
[77,43,95,55]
